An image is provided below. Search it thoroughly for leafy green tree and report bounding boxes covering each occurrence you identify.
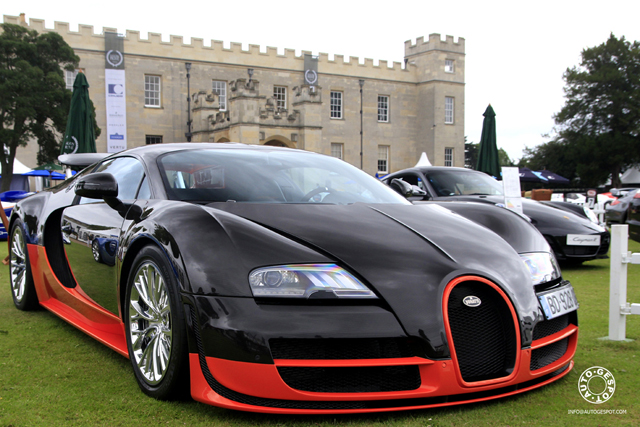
[464,140,477,169]
[0,23,78,192]
[465,141,514,169]
[518,140,578,185]
[552,33,640,188]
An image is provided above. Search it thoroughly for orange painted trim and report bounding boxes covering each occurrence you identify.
[273,357,434,368]
[531,324,578,349]
[28,244,128,357]
[188,354,575,414]
[442,275,522,388]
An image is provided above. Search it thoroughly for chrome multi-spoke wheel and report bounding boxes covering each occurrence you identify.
[125,246,188,400]
[9,219,38,311]
[10,226,27,302]
[128,261,172,385]
[92,240,101,262]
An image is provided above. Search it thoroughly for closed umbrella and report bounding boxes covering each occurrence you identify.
[476,105,500,177]
[60,72,96,155]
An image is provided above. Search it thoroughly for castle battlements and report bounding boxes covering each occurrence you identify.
[3,14,462,82]
[404,33,465,57]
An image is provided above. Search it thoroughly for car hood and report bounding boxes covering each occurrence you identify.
[207,202,540,357]
[435,195,605,235]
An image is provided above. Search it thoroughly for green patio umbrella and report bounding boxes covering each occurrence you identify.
[33,162,63,171]
[60,72,96,155]
[476,104,500,178]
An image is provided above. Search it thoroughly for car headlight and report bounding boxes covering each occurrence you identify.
[520,252,561,285]
[583,206,599,224]
[249,264,378,299]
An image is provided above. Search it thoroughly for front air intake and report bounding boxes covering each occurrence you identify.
[446,280,518,383]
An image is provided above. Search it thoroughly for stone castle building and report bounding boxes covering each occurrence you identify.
[5,14,465,176]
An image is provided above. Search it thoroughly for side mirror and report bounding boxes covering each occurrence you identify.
[389,178,413,197]
[75,173,142,221]
[75,173,118,199]
[410,185,427,198]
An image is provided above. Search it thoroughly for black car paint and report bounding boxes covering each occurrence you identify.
[11,145,556,386]
[383,166,610,262]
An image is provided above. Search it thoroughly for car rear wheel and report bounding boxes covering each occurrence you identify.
[91,240,102,262]
[124,246,189,400]
[9,219,39,311]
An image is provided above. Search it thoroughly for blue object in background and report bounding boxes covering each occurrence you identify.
[0,191,34,240]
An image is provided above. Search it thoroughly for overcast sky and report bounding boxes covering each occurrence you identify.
[7,1,640,162]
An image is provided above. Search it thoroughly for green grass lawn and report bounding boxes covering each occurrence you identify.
[1,240,639,426]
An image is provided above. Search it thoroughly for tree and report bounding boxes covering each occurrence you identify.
[0,23,79,192]
[465,141,514,170]
[518,140,578,185]
[552,33,640,188]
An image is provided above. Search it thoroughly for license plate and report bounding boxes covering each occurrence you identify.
[567,234,601,246]
[538,284,579,320]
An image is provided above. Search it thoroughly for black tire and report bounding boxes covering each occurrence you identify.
[91,240,102,263]
[124,245,189,400]
[9,219,39,311]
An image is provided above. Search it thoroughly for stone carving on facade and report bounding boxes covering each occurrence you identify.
[292,85,322,106]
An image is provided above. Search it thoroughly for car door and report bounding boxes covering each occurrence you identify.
[61,157,147,315]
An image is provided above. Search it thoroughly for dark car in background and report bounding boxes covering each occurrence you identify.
[605,189,639,225]
[383,166,610,264]
[626,191,640,243]
[8,143,578,413]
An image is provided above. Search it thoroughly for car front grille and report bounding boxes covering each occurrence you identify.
[530,313,574,371]
[532,314,569,341]
[530,338,569,371]
[269,338,413,360]
[563,246,599,256]
[269,337,420,393]
[277,365,421,393]
[447,281,517,383]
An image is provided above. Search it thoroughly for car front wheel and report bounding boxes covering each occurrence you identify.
[124,245,189,400]
[9,219,39,311]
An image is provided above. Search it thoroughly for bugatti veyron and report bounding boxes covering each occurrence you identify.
[9,143,578,414]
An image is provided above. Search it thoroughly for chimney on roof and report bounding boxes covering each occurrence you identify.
[19,13,26,25]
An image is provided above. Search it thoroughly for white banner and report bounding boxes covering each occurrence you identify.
[502,166,523,214]
[105,68,127,153]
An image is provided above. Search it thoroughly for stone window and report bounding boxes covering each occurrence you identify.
[330,91,343,119]
[445,59,455,73]
[146,135,163,145]
[65,69,83,91]
[274,86,287,109]
[144,75,161,107]
[378,95,389,122]
[378,145,389,174]
[212,80,227,111]
[331,143,343,160]
[445,97,454,124]
[445,147,454,166]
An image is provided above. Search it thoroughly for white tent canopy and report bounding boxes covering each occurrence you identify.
[621,167,640,185]
[415,152,432,167]
[0,157,32,175]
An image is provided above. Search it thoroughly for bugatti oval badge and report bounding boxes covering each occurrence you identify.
[463,296,481,307]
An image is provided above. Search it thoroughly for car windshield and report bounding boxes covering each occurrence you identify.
[158,149,410,205]
[424,169,504,197]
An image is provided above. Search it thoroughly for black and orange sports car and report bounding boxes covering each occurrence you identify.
[9,143,578,414]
